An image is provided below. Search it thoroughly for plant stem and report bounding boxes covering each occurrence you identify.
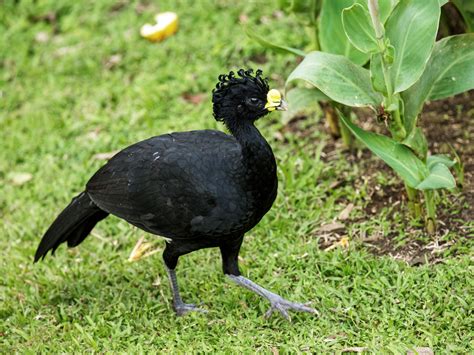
[390,97,407,139]
[405,184,421,220]
[368,0,384,39]
[368,0,433,231]
[323,102,340,138]
[380,56,392,96]
[305,25,320,51]
[323,103,353,148]
[313,23,320,51]
[305,0,320,51]
[424,190,437,234]
[339,105,353,148]
[367,0,406,139]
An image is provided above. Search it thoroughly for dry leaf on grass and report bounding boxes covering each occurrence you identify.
[109,0,127,13]
[319,222,345,233]
[338,203,354,220]
[273,131,284,141]
[324,236,350,251]
[8,172,33,186]
[239,13,249,23]
[407,347,434,355]
[55,44,82,57]
[84,128,101,141]
[181,92,206,105]
[273,10,284,19]
[329,180,344,189]
[324,332,347,342]
[153,274,161,287]
[104,54,122,70]
[128,236,161,262]
[29,11,57,24]
[342,347,368,353]
[35,31,50,43]
[93,150,119,160]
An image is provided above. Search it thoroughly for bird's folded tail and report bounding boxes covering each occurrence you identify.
[34,192,108,262]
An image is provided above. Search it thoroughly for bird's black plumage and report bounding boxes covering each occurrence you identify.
[85,129,276,240]
[34,69,315,318]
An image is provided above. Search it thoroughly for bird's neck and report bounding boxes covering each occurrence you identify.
[227,118,277,216]
[227,119,275,173]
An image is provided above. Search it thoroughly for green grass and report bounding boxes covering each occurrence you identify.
[1,0,472,352]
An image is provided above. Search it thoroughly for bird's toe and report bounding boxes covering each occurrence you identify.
[174,303,208,316]
[264,303,290,320]
[264,296,318,320]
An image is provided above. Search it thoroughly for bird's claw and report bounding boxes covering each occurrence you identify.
[264,297,318,320]
[174,303,208,316]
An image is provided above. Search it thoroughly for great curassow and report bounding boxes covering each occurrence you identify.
[34,69,316,319]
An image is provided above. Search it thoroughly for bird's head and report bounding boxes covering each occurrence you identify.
[212,69,287,128]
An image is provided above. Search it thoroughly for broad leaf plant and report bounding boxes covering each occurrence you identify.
[246,0,376,146]
[287,0,474,232]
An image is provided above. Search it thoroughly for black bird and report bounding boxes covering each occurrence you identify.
[35,69,316,319]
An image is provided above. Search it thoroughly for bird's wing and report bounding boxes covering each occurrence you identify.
[86,130,242,236]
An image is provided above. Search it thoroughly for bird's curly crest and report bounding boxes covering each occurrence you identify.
[212,69,270,122]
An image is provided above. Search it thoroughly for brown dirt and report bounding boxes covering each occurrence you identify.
[280,91,474,264]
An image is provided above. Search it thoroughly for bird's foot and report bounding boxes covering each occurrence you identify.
[226,275,317,321]
[174,302,208,316]
[264,295,318,320]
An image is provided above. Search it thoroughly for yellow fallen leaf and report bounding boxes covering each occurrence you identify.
[140,12,178,42]
[340,236,349,248]
[128,236,162,262]
[324,237,350,251]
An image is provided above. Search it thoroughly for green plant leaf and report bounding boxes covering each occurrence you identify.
[378,0,400,23]
[342,3,379,53]
[288,0,314,13]
[339,112,427,188]
[370,53,387,94]
[452,0,474,31]
[428,37,474,100]
[287,51,382,107]
[319,0,369,65]
[350,0,399,24]
[286,87,328,107]
[416,163,456,190]
[402,34,474,132]
[245,26,306,57]
[283,87,325,122]
[386,0,440,93]
[402,127,428,160]
[278,0,292,10]
[383,43,395,64]
[427,154,456,169]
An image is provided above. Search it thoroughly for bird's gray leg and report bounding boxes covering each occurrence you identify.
[164,265,207,316]
[220,236,317,320]
[163,245,207,316]
[227,275,318,320]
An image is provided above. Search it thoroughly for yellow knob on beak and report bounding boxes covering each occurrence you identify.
[265,89,288,111]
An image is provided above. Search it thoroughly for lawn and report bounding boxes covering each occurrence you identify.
[0,0,472,352]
